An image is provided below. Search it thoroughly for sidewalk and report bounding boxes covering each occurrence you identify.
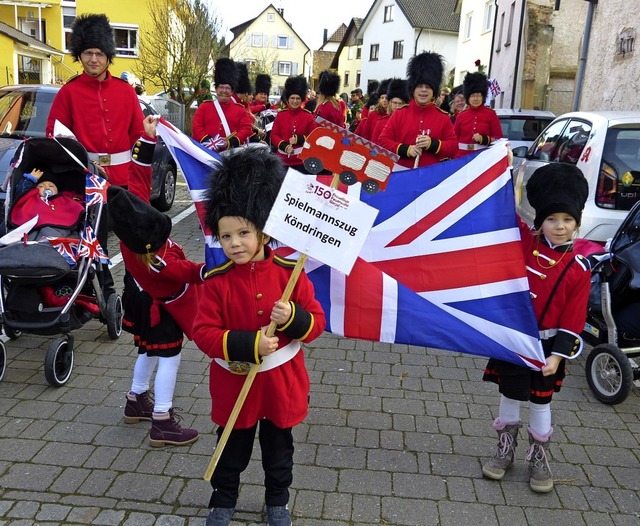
[0,207,639,526]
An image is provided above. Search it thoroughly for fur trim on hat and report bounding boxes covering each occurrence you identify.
[377,78,392,98]
[69,14,116,62]
[386,78,410,103]
[235,63,253,95]
[107,186,172,254]
[367,80,380,97]
[204,148,285,237]
[463,72,488,102]
[406,52,444,96]
[255,74,272,95]
[526,163,589,229]
[214,58,238,90]
[318,70,340,97]
[284,75,308,101]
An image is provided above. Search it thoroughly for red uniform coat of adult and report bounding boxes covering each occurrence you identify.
[378,101,457,168]
[314,100,345,128]
[191,99,254,145]
[192,250,326,429]
[270,106,318,168]
[355,110,384,141]
[453,105,503,158]
[46,72,145,189]
[370,113,391,145]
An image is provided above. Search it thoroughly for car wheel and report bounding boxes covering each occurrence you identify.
[151,163,176,212]
[585,344,633,404]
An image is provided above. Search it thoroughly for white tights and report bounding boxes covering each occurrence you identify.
[498,395,551,436]
[130,353,182,413]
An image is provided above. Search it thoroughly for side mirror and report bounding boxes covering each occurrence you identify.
[512,146,529,158]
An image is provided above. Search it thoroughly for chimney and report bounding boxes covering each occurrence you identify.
[323,28,328,44]
[277,8,284,17]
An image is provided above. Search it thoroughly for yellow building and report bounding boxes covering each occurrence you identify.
[0,0,161,91]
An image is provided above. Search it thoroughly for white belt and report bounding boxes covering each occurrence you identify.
[214,340,301,375]
[459,143,488,151]
[539,329,558,339]
[87,150,131,166]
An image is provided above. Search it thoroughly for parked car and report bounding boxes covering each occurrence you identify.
[512,111,640,243]
[495,108,555,168]
[0,84,176,211]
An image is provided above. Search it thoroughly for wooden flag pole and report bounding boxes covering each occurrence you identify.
[203,173,340,481]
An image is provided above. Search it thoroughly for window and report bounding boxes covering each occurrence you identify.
[370,44,379,61]
[252,33,263,47]
[278,35,289,48]
[505,1,515,46]
[496,12,505,52]
[356,46,362,59]
[267,13,275,22]
[384,5,393,22]
[114,26,138,56]
[464,12,473,40]
[344,71,350,87]
[62,6,76,51]
[278,62,292,76]
[483,1,494,32]
[392,40,403,59]
[356,71,361,87]
[348,46,353,59]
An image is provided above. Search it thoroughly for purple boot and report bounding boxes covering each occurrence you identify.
[123,391,154,424]
[149,408,199,447]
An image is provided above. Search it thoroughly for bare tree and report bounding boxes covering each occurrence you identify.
[135,0,224,107]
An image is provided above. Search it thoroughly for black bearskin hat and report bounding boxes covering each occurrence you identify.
[69,14,116,63]
[526,163,589,229]
[204,148,284,237]
[318,70,340,97]
[107,186,172,254]
[377,78,392,98]
[387,78,410,103]
[406,51,444,96]
[283,75,308,101]
[214,58,238,90]
[463,72,488,103]
[367,80,380,97]
[235,62,253,95]
[255,74,272,95]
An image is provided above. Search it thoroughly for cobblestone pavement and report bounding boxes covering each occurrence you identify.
[0,181,639,525]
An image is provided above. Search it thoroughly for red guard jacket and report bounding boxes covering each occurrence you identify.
[314,100,345,128]
[270,107,318,167]
[453,105,503,158]
[191,99,254,146]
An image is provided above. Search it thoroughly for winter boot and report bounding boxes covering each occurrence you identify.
[205,506,235,526]
[526,427,554,493]
[482,419,521,480]
[123,391,154,423]
[149,408,199,447]
[267,505,292,526]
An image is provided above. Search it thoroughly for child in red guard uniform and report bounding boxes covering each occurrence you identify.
[482,163,591,493]
[192,149,326,526]
[108,185,204,447]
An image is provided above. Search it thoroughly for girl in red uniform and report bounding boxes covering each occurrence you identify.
[314,70,345,127]
[482,163,590,493]
[193,149,326,526]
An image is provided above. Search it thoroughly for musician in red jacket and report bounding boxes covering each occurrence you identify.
[314,70,345,128]
[454,72,503,158]
[192,58,254,151]
[378,52,457,168]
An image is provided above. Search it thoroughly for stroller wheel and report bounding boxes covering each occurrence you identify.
[44,337,74,387]
[106,294,123,340]
[3,324,21,340]
[0,341,6,382]
[586,344,633,404]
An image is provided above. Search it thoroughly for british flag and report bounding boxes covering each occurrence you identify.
[157,121,544,369]
[78,226,109,265]
[85,173,110,206]
[46,237,79,267]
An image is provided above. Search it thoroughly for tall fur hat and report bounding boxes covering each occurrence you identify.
[386,78,410,103]
[69,14,116,63]
[463,72,488,102]
[318,70,340,97]
[367,80,380,97]
[254,74,272,95]
[214,57,238,90]
[204,148,285,237]
[377,78,392,98]
[107,186,172,254]
[283,75,308,101]
[235,62,253,95]
[526,163,589,229]
[406,51,444,96]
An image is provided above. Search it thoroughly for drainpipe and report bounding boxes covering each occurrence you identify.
[414,28,423,55]
[572,0,596,111]
[510,0,527,108]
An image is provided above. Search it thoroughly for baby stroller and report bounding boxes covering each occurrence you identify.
[0,137,122,386]
[583,200,640,404]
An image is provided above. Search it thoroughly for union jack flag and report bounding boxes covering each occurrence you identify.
[46,237,79,268]
[85,173,110,206]
[78,225,110,264]
[489,78,502,97]
[157,120,544,369]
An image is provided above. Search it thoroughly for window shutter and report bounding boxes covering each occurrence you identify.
[245,33,251,45]
[288,36,294,49]
[272,62,279,74]
[292,62,298,74]
[263,34,268,47]
[272,35,277,48]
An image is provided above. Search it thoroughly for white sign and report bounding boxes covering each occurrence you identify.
[264,170,378,275]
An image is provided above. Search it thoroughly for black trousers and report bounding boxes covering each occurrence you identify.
[208,419,294,508]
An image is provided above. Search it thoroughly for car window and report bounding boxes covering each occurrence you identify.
[528,118,569,161]
[499,117,553,142]
[0,89,55,137]
[597,127,640,211]
[555,120,592,164]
